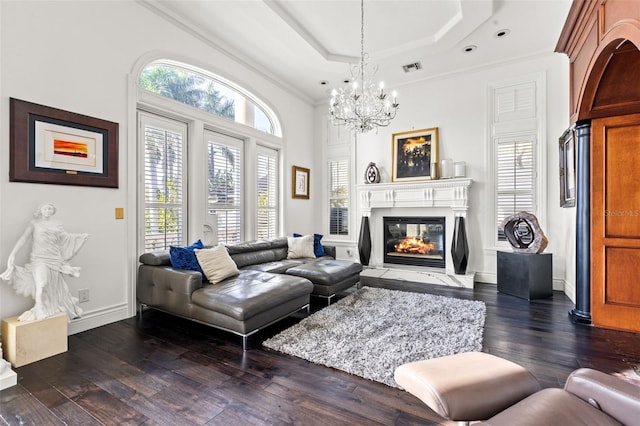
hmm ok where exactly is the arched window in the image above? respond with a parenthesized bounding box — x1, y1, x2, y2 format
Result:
(139, 61, 281, 136)
(137, 60, 282, 252)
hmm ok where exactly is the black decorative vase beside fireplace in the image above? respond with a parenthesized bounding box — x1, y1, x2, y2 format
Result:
(358, 216, 372, 266)
(383, 216, 446, 269)
(451, 216, 469, 274)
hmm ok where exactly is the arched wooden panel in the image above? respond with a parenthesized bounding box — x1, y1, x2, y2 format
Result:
(557, 0, 640, 123)
(582, 40, 640, 119)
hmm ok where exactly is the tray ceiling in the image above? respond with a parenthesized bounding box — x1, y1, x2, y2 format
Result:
(139, 0, 572, 103)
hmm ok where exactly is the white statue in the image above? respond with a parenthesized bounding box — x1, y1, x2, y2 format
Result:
(0, 203, 88, 321)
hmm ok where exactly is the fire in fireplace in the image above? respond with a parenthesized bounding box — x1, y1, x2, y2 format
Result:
(383, 216, 446, 269)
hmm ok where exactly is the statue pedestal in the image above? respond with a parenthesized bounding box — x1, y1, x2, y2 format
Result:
(497, 251, 553, 300)
(1, 313, 68, 367)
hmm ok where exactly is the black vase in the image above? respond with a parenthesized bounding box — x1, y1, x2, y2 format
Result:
(451, 216, 469, 274)
(358, 216, 372, 266)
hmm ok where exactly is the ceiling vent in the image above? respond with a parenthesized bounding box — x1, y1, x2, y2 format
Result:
(402, 62, 423, 73)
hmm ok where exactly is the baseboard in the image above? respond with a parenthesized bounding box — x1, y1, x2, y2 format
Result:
(68, 303, 130, 335)
(563, 279, 576, 304)
(474, 272, 497, 284)
(475, 272, 570, 296)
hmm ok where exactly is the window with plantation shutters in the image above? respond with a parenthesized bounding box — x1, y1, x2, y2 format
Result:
(488, 75, 546, 246)
(329, 159, 349, 235)
(206, 131, 243, 245)
(257, 146, 278, 240)
(496, 137, 535, 240)
(137, 60, 284, 253)
(140, 112, 187, 251)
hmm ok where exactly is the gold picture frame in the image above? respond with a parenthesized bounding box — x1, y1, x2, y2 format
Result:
(391, 127, 439, 182)
(292, 165, 310, 199)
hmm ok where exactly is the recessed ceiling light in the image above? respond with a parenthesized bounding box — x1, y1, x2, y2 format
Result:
(319, 80, 329, 86)
(462, 45, 477, 53)
(495, 29, 510, 38)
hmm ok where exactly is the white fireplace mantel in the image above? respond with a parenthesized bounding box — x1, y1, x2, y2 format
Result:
(356, 178, 474, 288)
(357, 178, 472, 216)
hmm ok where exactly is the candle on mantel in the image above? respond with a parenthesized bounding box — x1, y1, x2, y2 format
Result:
(440, 159, 453, 179)
(454, 161, 466, 178)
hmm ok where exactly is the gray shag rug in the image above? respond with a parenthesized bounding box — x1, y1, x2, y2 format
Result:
(263, 286, 486, 388)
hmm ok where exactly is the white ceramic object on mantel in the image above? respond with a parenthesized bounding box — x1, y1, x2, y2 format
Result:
(439, 158, 454, 179)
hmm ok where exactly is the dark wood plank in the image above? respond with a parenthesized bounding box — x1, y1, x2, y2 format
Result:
(2, 282, 640, 426)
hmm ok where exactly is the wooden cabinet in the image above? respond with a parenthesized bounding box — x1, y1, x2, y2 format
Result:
(557, 0, 640, 332)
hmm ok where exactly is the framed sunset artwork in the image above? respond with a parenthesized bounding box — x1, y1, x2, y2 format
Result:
(10, 98, 119, 188)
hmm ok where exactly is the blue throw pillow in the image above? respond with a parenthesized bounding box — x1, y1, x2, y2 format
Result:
(293, 233, 325, 257)
(169, 240, 205, 275)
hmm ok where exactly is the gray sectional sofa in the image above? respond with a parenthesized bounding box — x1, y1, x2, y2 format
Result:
(137, 237, 362, 349)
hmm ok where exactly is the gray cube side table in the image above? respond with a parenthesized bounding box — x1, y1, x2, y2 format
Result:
(497, 251, 553, 300)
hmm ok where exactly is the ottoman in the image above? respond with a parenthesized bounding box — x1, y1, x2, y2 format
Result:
(285, 258, 362, 304)
(394, 352, 541, 423)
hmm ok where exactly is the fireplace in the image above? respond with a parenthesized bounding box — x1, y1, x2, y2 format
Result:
(383, 216, 446, 269)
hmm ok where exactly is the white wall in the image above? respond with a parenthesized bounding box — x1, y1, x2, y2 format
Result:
(316, 53, 577, 299)
(0, 1, 315, 333)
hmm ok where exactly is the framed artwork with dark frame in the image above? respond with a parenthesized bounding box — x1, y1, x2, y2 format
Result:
(9, 98, 119, 188)
(292, 165, 310, 199)
(391, 127, 439, 182)
(559, 127, 576, 208)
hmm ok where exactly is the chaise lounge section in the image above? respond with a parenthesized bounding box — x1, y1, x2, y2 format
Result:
(137, 237, 362, 349)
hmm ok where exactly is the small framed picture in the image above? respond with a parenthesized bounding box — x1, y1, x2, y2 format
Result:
(559, 127, 576, 208)
(292, 165, 310, 199)
(392, 127, 439, 182)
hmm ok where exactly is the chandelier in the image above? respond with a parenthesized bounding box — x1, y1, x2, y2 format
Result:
(329, 0, 399, 133)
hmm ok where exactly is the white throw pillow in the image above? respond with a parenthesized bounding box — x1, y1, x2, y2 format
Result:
(194, 245, 239, 284)
(287, 234, 316, 259)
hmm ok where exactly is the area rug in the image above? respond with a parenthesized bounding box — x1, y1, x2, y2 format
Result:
(263, 286, 486, 388)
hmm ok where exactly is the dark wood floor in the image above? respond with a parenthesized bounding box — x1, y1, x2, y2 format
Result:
(2, 282, 640, 426)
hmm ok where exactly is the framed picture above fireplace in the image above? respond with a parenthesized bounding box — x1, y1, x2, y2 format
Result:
(391, 127, 439, 182)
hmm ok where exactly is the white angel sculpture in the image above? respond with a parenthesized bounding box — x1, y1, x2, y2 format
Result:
(0, 203, 88, 321)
